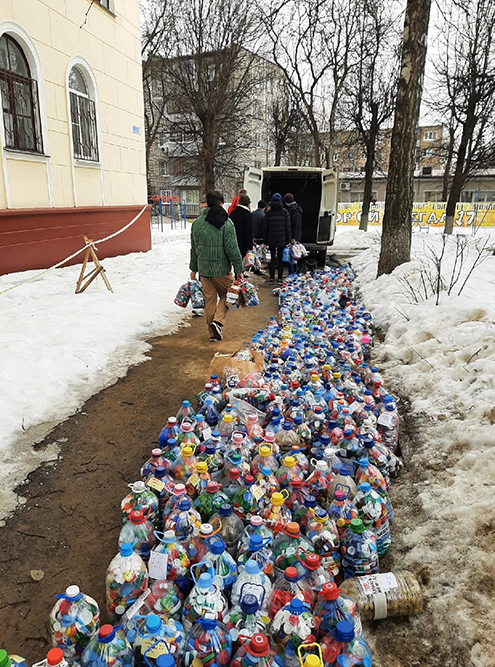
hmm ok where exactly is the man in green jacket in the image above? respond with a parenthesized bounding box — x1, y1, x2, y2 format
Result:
(190, 190, 244, 341)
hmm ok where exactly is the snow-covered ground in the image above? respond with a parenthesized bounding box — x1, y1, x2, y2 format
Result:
(0, 228, 192, 520)
(339, 226, 495, 666)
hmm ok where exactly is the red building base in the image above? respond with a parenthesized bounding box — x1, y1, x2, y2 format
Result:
(0, 205, 151, 276)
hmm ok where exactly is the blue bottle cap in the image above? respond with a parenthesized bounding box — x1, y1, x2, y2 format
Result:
(293, 415, 303, 425)
(156, 656, 175, 667)
(283, 421, 292, 431)
(357, 457, 369, 468)
(178, 498, 192, 511)
(305, 495, 317, 508)
(359, 482, 372, 494)
(208, 537, 226, 554)
(198, 572, 213, 589)
(333, 620, 355, 643)
(119, 543, 133, 557)
(146, 614, 162, 634)
(240, 593, 260, 615)
(211, 431, 221, 438)
(154, 466, 167, 478)
(386, 403, 395, 411)
(218, 503, 232, 517)
(287, 598, 304, 614)
(249, 534, 263, 551)
(182, 400, 190, 407)
(205, 397, 213, 405)
(245, 559, 260, 575)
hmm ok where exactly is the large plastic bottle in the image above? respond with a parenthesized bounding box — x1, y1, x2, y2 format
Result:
(176, 421, 201, 448)
(200, 396, 220, 428)
(182, 565, 227, 632)
(341, 519, 378, 579)
(127, 614, 185, 664)
(163, 497, 201, 544)
(271, 522, 314, 573)
(141, 449, 168, 482)
(176, 400, 195, 424)
(246, 411, 264, 443)
(377, 402, 399, 452)
(354, 457, 393, 522)
(153, 530, 190, 580)
(353, 482, 390, 558)
(313, 582, 362, 638)
(263, 491, 292, 535)
(121, 481, 160, 528)
(328, 465, 357, 502)
(320, 620, 372, 667)
(105, 543, 148, 620)
(158, 416, 181, 449)
(295, 549, 333, 592)
(33, 648, 69, 667)
(230, 633, 283, 667)
(250, 444, 279, 475)
(81, 625, 133, 667)
(271, 598, 315, 650)
(203, 535, 239, 591)
(255, 464, 280, 501)
(275, 456, 303, 489)
(182, 614, 232, 667)
(305, 460, 333, 506)
(222, 467, 245, 501)
(118, 508, 156, 562)
(186, 521, 220, 564)
(275, 422, 300, 453)
(199, 435, 224, 482)
(170, 446, 198, 482)
(270, 567, 315, 619)
(231, 555, 273, 615)
(194, 481, 230, 521)
(185, 461, 210, 498)
(49, 585, 100, 660)
(211, 504, 244, 555)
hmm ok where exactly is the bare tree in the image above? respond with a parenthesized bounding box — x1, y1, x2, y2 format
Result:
(341, 0, 400, 231)
(263, 0, 359, 168)
(428, 0, 495, 234)
(270, 93, 300, 166)
(377, 0, 432, 276)
(143, 0, 265, 194)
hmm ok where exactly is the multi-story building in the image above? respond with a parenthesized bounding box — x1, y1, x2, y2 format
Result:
(0, 0, 149, 275)
(146, 50, 286, 203)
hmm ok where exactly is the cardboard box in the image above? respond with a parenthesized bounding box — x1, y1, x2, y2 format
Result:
(208, 349, 264, 383)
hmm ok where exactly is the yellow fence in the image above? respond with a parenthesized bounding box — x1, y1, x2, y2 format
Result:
(337, 202, 495, 227)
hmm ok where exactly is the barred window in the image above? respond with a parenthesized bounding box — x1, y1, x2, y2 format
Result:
(0, 34, 43, 153)
(69, 66, 99, 161)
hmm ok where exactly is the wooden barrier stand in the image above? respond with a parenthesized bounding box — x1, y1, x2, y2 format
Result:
(75, 237, 113, 294)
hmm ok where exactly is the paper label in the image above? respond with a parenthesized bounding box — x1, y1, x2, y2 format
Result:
(348, 401, 361, 415)
(148, 551, 168, 580)
(143, 639, 173, 659)
(377, 412, 394, 427)
(187, 474, 200, 488)
(122, 588, 151, 623)
(359, 574, 388, 620)
(147, 477, 166, 493)
(202, 427, 212, 440)
(252, 484, 265, 501)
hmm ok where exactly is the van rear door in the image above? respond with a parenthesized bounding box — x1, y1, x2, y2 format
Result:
(318, 168, 338, 244)
(243, 167, 263, 207)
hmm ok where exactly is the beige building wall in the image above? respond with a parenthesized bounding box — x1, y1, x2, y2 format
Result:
(0, 0, 146, 210)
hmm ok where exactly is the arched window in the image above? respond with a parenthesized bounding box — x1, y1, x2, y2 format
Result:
(0, 33, 43, 153)
(68, 65, 99, 161)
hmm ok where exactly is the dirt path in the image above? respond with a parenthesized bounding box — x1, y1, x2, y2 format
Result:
(0, 276, 278, 661)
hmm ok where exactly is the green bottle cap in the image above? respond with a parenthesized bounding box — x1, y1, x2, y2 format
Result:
(0, 652, 12, 667)
(350, 518, 365, 533)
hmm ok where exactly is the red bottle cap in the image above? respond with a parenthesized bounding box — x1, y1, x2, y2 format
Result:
(229, 468, 240, 479)
(244, 475, 254, 484)
(286, 522, 300, 536)
(129, 509, 145, 524)
(285, 566, 298, 580)
(290, 477, 303, 489)
(47, 649, 64, 667)
(322, 582, 342, 600)
(303, 553, 321, 571)
(249, 633, 270, 656)
(99, 624, 114, 639)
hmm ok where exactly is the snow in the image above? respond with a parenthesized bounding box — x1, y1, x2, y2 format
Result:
(350, 227, 495, 665)
(0, 228, 192, 520)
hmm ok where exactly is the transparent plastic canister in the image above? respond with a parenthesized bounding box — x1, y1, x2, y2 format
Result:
(339, 571, 423, 620)
(49, 585, 100, 660)
(105, 543, 149, 620)
(81, 626, 133, 667)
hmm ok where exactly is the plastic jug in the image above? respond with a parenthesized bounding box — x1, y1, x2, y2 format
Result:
(194, 481, 231, 521)
(313, 583, 362, 638)
(320, 620, 372, 667)
(127, 614, 185, 664)
(182, 614, 232, 667)
(153, 529, 190, 580)
(270, 567, 315, 619)
(49, 585, 100, 660)
(81, 626, 133, 667)
(118, 508, 156, 562)
(121, 481, 160, 528)
(341, 519, 378, 579)
(203, 534, 239, 591)
(182, 564, 227, 632)
(353, 482, 390, 557)
(263, 491, 292, 535)
(105, 543, 148, 620)
(272, 522, 314, 573)
(231, 554, 273, 615)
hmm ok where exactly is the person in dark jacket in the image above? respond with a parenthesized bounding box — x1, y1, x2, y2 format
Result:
(284, 193, 303, 242)
(262, 193, 291, 283)
(229, 193, 253, 259)
(251, 200, 266, 244)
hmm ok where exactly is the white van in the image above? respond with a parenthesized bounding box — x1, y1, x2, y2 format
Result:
(243, 166, 338, 265)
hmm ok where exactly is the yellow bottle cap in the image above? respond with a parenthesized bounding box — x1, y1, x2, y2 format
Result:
(310, 374, 319, 382)
(182, 446, 193, 457)
(284, 456, 295, 468)
(196, 461, 208, 473)
(260, 445, 271, 457)
(305, 656, 321, 667)
(223, 414, 234, 423)
(333, 372, 341, 379)
(271, 492, 284, 506)
(323, 364, 331, 371)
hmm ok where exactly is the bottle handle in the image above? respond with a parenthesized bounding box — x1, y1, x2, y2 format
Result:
(281, 488, 290, 501)
(259, 442, 273, 456)
(295, 545, 310, 567)
(209, 516, 222, 536)
(297, 643, 323, 667)
(334, 483, 350, 499)
(239, 582, 265, 607)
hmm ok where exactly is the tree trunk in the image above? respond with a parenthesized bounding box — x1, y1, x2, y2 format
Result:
(274, 140, 282, 166)
(377, 0, 432, 276)
(442, 126, 455, 201)
(445, 171, 466, 234)
(360, 108, 378, 232)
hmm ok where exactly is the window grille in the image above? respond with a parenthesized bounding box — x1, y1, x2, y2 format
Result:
(69, 66, 99, 161)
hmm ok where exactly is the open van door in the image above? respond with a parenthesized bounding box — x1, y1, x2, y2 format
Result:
(317, 168, 338, 244)
(243, 167, 263, 208)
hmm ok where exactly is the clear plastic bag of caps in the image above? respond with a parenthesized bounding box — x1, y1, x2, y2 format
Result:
(121, 481, 160, 528)
(272, 522, 314, 574)
(164, 497, 202, 545)
(339, 571, 423, 621)
(0, 651, 28, 667)
(313, 582, 362, 639)
(119, 508, 156, 562)
(182, 563, 228, 632)
(182, 614, 232, 667)
(105, 543, 149, 620)
(174, 281, 191, 308)
(271, 598, 315, 650)
(153, 530, 191, 580)
(81, 625, 133, 667)
(320, 619, 372, 667)
(230, 633, 284, 667)
(50, 585, 100, 660)
(127, 614, 185, 665)
(270, 567, 315, 620)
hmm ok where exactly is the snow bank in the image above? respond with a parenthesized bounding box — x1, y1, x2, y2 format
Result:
(353, 230, 495, 665)
(0, 229, 192, 519)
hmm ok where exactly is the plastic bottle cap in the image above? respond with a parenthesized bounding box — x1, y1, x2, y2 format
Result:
(168, 416, 177, 424)
(152, 448, 162, 457)
(290, 477, 303, 489)
(282, 422, 292, 431)
(47, 649, 64, 667)
(259, 446, 271, 457)
(163, 529, 175, 542)
(334, 620, 355, 643)
(182, 446, 193, 457)
(359, 482, 372, 493)
(240, 593, 260, 615)
(286, 522, 300, 535)
(305, 495, 317, 508)
(223, 414, 234, 423)
(211, 430, 221, 438)
(0, 652, 11, 667)
(155, 466, 167, 478)
(304, 553, 321, 570)
(350, 518, 365, 533)
(99, 625, 115, 640)
(174, 483, 186, 495)
(218, 504, 233, 517)
(197, 462, 208, 473)
(288, 598, 303, 614)
(130, 509, 145, 524)
(146, 614, 162, 633)
(285, 566, 298, 580)
(198, 573, 213, 589)
(181, 422, 193, 433)
(156, 656, 176, 667)
(119, 543, 133, 557)
(209, 537, 225, 554)
(314, 507, 328, 521)
(65, 585, 80, 598)
(229, 468, 240, 479)
(131, 481, 146, 493)
(250, 515, 263, 526)
(245, 559, 260, 575)
(305, 655, 321, 667)
(284, 456, 296, 468)
(322, 582, 342, 600)
(248, 634, 270, 656)
(200, 523, 214, 535)
(182, 400, 190, 407)
(271, 492, 284, 506)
